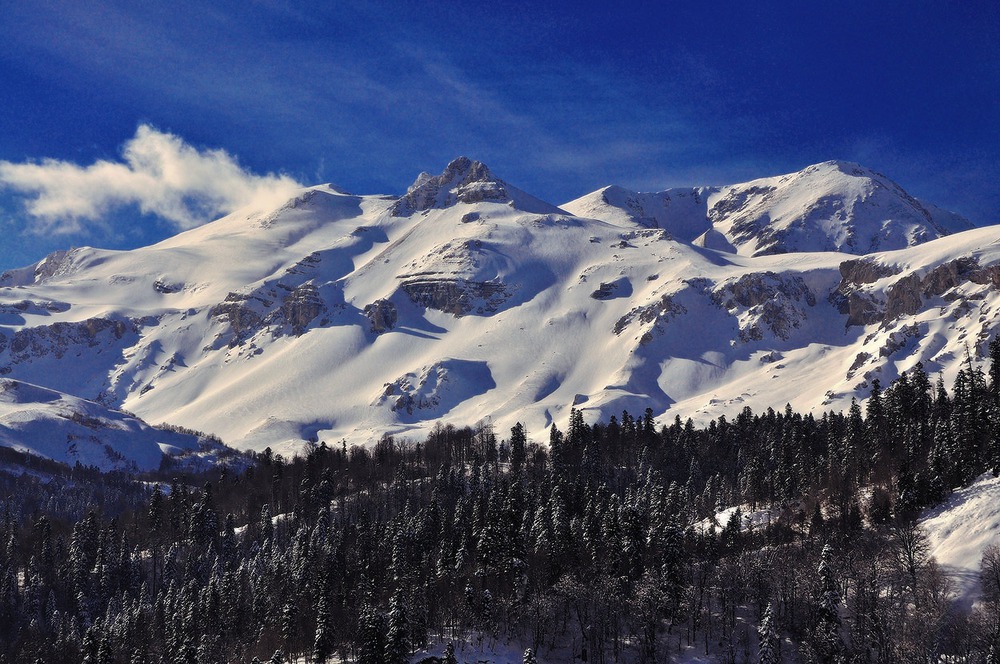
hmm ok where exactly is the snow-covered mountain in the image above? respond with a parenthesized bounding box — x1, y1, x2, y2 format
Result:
(563, 160, 973, 256)
(0, 157, 992, 458)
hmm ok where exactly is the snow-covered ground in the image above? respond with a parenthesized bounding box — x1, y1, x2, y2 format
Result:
(408, 637, 723, 664)
(922, 472, 1000, 609)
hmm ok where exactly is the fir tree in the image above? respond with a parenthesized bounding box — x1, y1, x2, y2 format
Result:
(757, 601, 778, 664)
(385, 588, 409, 664)
(813, 545, 842, 663)
(312, 592, 335, 663)
(357, 602, 386, 664)
(510, 423, 528, 475)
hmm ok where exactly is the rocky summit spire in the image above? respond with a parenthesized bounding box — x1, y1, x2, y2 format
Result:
(391, 156, 511, 216)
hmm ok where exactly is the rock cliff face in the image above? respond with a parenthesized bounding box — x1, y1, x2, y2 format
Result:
(281, 284, 325, 334)
(400, 279, 509, 316)
(3, 317, 134, 367)
(833, 259, 899, 326)
(209, 294, 266, 345)
(837, 258, 902, 287)
(209, 281, 331, 345)
(835, 256, 1000, 328)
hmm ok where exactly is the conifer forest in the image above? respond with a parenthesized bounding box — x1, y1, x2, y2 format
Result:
(6, 344, 1000, 663)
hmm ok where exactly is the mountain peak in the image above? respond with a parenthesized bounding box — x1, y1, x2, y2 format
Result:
(713, 160, 973, 255)
(393, 157, 563, 217)
(393, 157, 505, 216)
(564, 160, 972, 256)
(443, 155, 493, 182)
(801, 159, 875, 178)
(404, 157, 497, 193)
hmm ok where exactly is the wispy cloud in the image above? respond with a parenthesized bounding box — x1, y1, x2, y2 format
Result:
(0, 124, 302, 234)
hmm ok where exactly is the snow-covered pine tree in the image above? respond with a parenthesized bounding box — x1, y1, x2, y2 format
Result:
(813, 545, 843, 663)
(312, 592, 335, 663)
(385, 588, 409, 664)
(757, 601, 778, 664)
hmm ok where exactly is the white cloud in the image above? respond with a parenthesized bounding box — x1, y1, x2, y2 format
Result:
(0, 124, 303, 234)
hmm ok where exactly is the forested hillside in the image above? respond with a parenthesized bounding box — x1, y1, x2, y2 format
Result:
(4, 342, 1000, 662)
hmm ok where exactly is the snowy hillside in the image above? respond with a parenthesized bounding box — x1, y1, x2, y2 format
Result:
(0, 157, 994, 456)
(0, 378, 230, 471)
(922, 472, 1000, 609)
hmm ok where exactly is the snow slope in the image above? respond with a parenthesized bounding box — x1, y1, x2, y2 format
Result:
(0, 378, 229, 471)
(0, 157, 994, 457)
(922, 472, 1000, 609)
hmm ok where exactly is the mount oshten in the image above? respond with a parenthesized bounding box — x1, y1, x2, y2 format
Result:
(1, 157, 996, 469)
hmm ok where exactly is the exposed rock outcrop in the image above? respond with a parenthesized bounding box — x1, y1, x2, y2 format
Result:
(838, 258, 902, 288)
(210, 281, 330, 345)
(280, 284, 324, 334)
(401, 279, 509, 316)
(834, 259, 898, 326)
(884, 274, 922, 320)
(613, 293, 687, 339)
(364, 299, 398, 333)
(715, 272, 816, 309)
(0, 300, 70, 315)
(837, 257, 1000, 328)
(4, 318, 133, 365)
(209, 294, 267, 345)
(841, 292, 883, 327)
(153, 280, 183, 294)
(590, 278, 632, 300)
(922, 258, 1000, 296)
(0, 249, 80, 287)
(712, 272, 816, 342)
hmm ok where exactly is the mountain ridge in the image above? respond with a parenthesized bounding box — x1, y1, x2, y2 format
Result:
(562, 159, 973, 256)
(0, 157, 993, 462)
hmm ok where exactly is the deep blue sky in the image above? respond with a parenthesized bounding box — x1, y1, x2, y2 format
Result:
(0, 0, 997, 270)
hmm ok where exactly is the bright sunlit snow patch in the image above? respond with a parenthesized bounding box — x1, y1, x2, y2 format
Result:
(922, 472, 1000, 608)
